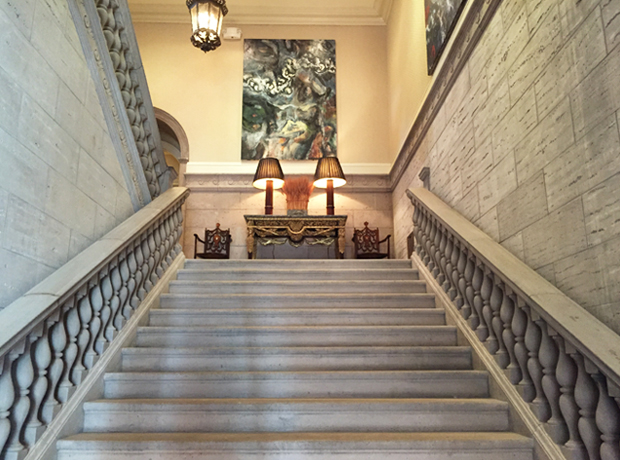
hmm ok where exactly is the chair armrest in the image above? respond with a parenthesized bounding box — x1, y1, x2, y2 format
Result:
(194, 233, 206, 244)
(378, 235, 392, 244)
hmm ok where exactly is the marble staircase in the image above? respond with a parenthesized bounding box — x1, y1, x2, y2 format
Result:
(57, 259, 534, 460)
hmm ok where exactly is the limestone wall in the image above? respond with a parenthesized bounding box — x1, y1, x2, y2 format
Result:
(0, 0, 135, 310)
(392, 0, 620, 333)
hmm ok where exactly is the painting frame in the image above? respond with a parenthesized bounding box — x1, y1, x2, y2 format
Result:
(241, 39, 337, 161)
(425, 0, 467, 75)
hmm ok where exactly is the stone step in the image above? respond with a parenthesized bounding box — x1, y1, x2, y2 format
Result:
(121, 346, 473, 372)
(57, 432, 534, 460)
(103, 370, 489, 399)
(82, 398, 510, 433)
(168, 280, 428, 295)
(177, 268, 419, 282)
(159, 293, 436, 310)
(148, 308, 447, 327)
(134, 325, 458, 348)
(184, 259, 414, 270)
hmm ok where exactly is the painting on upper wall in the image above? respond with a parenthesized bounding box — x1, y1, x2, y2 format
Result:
(425, 0, 467, 75)
(242, 39, 337, 161)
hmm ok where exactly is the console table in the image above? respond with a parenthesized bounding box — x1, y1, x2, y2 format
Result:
(244, 215, 348, 259)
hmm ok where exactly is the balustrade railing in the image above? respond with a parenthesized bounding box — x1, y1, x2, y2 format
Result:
(0, 187, 189, 460)
(408, 188, 620, 460)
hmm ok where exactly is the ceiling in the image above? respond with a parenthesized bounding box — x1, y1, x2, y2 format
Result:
(127, 0, 394, 26)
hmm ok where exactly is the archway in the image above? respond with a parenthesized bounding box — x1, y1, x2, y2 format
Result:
(154, 107, 190, 186)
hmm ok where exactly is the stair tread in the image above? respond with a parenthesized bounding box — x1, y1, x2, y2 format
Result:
(122, 345, 471, 354)
(150, 308, 444, 314)
(105, 370, 487, 378)
(138, 325, 455, 331)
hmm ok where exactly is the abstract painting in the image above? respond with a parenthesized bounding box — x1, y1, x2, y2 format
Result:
(242, 39, 337, 161)
(425, 0, 467, 75)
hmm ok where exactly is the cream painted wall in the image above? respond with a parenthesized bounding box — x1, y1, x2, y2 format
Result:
(134, 22, 390, 167)
(386, 0, 432, 162)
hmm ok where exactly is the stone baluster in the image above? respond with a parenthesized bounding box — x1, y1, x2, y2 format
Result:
(454, 242, 467, 310)
(42, 309, 67, 422)
(24, 321, 54, 445)
(143, 231, 156, 292)
(159, 222, 170, 272)
(468, 259, 483, 331)
(109, 261, 125, 333)
(573, 353, 602, 460)
(426, 217, 437, 274)
(417, 210, 429, 262)
(501, 290, 521, 382)
(555, 337, 588, 460)
(437, 228, 447, 286)
(413, 206, 422, 255)
(593, 376, 620, 460)
(443, 236, 455, 295)
(512, 300, 534, 401)
(538, 324, 568, 444)
(74, 288, 93, 382)
(475, 266, 491, 342)
(0, 351, 19, 456)
(524, 307, 550, 421)
(148, 229, 161, 286)
(99, 268, 115, 345)
(138, 238, 150, 299)
(485, 274, 502, 355)
(153, 223, 165, 279)
(135, 240, 148, 301)
(462, 251, 475, 320)
(128, 245, 141, 310)
(5, 337, 35, 460)
(87, 280, 105, 362)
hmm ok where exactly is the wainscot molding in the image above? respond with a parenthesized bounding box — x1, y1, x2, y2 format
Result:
(185, 173, 391, 193)
(186, 161, 393, 176)
(388, 0, 502, 191)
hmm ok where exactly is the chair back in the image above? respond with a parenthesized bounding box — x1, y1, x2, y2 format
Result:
(353, 222, 382, 255)
(194, 223, 232, 259)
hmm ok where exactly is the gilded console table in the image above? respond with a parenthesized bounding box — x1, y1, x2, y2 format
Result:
(244, 215, 348, 259)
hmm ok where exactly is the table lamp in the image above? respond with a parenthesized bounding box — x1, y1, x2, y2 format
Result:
(313, 156, 346, 215)
(253, 158, 285, 215)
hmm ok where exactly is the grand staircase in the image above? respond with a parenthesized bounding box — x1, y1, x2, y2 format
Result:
(57, 259, 534, 459)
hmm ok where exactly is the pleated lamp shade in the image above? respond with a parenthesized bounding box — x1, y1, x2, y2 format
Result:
(313, 156, 346, 188)
(252, 158, 285, 190)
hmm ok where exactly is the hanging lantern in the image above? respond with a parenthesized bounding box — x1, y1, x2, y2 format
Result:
(187, 0, 228, 53)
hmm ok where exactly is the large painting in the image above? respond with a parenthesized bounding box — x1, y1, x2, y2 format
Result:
(242, 39, 337, 161)
(425, 0, 467, 75)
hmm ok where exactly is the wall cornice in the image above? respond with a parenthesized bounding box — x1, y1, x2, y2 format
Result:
(186, 161, 392, 176)
(186, 173, 391, 193)
(388, 0, 502, 191)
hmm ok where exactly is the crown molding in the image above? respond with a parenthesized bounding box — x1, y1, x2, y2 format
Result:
(186, 161, 392, 176)
(127, 0, 391, 25)
(185, 172, 390, 193)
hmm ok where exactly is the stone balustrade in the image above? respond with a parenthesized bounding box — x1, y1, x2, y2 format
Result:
(408, 188, 620, 460)
(0, 187, 189, 460)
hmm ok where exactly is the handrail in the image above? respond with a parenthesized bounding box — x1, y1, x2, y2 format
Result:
(0, 187, 189, 459)
(408, 187, 620, 460)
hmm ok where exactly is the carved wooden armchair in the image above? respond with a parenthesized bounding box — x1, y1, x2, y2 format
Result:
(193, 223, 232, 259)
(352, 222, 391, 259)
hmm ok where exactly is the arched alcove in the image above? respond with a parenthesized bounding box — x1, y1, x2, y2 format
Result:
(154, 107, 190, 186)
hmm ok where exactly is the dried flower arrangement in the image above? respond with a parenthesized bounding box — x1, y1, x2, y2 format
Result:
(281, 176, 314, 211)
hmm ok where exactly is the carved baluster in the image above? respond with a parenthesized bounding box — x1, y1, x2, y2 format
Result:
(153, 223, 165, 278)
(412, 206, 422, 255)
(455, 242, 467, 310)
(539, 324, 568, 444)
(5, 337, 35, 459)
(87, 279, 105, 361)
(99, 267, 115, 346)
(437, 228, 447, 285)
(573, 353, 602, 460)
(75, 288, 94, 379)
(524, 307, 550, 421)
(431, 223, 442, 279)
(128, 244, 142, 310)
(135, 240, 147, 301)
(139, 237, 151, 297)
(25, 321, 54, 445)
(164, 215, 174, 267)
(110, 259, 126, 331)
(500, 289, 520, 380)
(0, 352, 18, 455)
(512, 300, 534, 401)
(594, 376, 620, 460)
(462, 252, 475, 320)
(426, 217, 437, 273)
(149, 228, 161, 285)
(468, 259, 483, 331)
(485, 274, 501, 355)
(419, 210, 430, 263)
(443, 236, 454, 295)
(176, 204, 185, 254)
(159, 222, 170, 271)
(59, 300, 80, 401)
(555, 337, 588, 460)
(475, 266, 491, 341)
(42, 310, 67, 422)
(143, 232, 156, 292)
